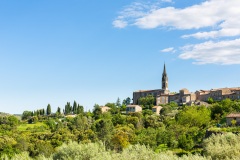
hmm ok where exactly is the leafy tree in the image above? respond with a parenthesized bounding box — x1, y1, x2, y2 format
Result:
(160, 106, 172, 116)
(135, 127, 158, 148)
(22, 111, 32, 120)
(93, 119, 114, 148)
(138, 95, 155, 110)
(92, 104, 102, 120)
(207, 97, 214, 104)
(105, 103, 119, 114)
(176, 106, 211, 128)
(112, 114, 126, 126)
(7, 116, 19, 127)
(64, 102, 72, 115)
(76, 104, 84, 114)
(144, 115, 163, 128)
(142, 109, 153, 116)
(111, 125, 135, 151)
(178, 134, 194, 150)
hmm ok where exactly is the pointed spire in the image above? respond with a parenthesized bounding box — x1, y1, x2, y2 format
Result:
(163, 62, 167, 76)
(162, 62, 168, 91)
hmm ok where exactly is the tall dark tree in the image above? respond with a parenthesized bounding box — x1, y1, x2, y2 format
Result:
(77, 104, 84, 114)
(47, 104, 52, 115)
(56, 107, 61, 114)
(40, 109, 43, 115)
(125, 97, 131, 105)
(73, 101, 77, 114)
(93, 104, 102, 120)
(116, 97, 121, 108)
(65, 102, 72, 115)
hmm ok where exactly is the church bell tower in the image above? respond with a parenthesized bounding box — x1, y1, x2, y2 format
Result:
(162, 63, 168, 91)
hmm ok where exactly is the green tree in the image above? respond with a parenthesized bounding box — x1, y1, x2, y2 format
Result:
(73, 101, 77, 114)
(178, 134, 194, 150)
(105, 103, 119, 114)
(47, 104, 51, 115)
(138, 95, 155, 110)
(116, 97, 121, 108)
(111, 125, 135, 151)
(93, 104, 102, 120)
(64, 102, 72, 115)
(176, 106, 211, 128)
(76, 104, 84, 114)
(56, 107, 61, 115)
(21, 111, 32, 120)
(93, 119, 114, 148)
(207, 97, 214, 104)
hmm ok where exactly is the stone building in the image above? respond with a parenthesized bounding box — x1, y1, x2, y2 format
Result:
(132, 64, 240, 106)
(100, 106, 111, 113)
(126, 105, 142, 114)
(133, 64, 196, 105)
(133, 64, 170, 105)
(226, 113, 240, 126)
(196, 88, 240, 102)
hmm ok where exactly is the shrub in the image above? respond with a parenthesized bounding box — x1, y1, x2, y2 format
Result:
(203, 133, 240, 159)
(53, 141, 107, 160)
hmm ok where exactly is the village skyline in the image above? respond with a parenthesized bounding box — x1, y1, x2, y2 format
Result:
(0, 0, 240, 114)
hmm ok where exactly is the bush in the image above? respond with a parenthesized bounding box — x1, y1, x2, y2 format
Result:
(203, 133, 240, 159)
(53, 141, 107, 160)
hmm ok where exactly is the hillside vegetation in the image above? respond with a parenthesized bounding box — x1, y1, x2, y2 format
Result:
(0, 98, 240, 159)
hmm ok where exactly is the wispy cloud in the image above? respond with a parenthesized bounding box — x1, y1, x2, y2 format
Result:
(179, 39, 240, 65)
(113, 0, 172, 29)
(118, 0, 240, 38)
(112, 20, 128, 28)
(160, 47, 175, 53)
(113, 0, 240, 65)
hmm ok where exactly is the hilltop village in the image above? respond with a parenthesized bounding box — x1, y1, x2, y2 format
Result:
(132, 64, 240, 106)
(1, 64, 240, 159)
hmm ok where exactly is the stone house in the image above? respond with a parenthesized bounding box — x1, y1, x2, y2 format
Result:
(226, 113, 240, 126)
(126, 105, 142, 114)
(100, 106, 111, 113)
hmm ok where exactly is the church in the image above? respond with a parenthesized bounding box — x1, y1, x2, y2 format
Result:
(132, 64, 196, 105)
(133, 64, 240, 106)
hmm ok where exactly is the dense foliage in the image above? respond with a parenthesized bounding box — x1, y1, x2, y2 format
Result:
(0, 98, 240, 159)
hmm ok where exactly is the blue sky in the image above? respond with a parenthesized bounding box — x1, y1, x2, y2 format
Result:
(0, 0, 239, 114)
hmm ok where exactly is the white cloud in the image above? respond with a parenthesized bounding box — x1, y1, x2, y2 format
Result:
(112, 20, 128, 28)
(114, 0, 240, 65)
(162, 0, 172, 2)
(115, 0, 240, 39)
(161, 47, 175, 53)
(179, 39, 240, 65)
(112, 0, 172, 28)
